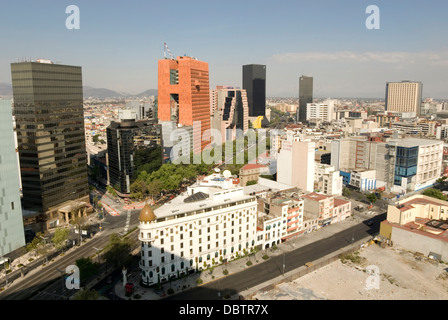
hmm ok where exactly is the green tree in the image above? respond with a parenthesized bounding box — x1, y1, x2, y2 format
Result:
(436, 176, 447, 184)
(26, 232, 44, 255)
(76, 257, 100, 283)
(366, 193, 377, 203)
(51, 227, 70, 252)
(73, 289, 99, 300)
(147, 180, 163, 199)
(422, 188, 447, 201)
(103, 234, 133, 268)
(246, 180, 257, 186)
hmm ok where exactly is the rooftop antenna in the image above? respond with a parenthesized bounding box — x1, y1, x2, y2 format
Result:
(164, 42, 174, 60)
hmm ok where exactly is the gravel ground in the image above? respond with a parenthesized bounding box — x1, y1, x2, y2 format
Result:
(254, 243, 448, 300)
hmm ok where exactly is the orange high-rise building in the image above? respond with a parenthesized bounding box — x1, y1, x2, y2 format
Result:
(158, 56, 211, 154)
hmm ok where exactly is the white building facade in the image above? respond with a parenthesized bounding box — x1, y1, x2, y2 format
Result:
(138, 183, 258, 286)
(314, 163, 343, 196)
(277, 134, 315, 192)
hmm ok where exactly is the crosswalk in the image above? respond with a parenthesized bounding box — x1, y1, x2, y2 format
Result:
(99, 201, 119, 216)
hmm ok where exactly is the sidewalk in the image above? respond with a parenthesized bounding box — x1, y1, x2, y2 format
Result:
(113, 217, 376, 300)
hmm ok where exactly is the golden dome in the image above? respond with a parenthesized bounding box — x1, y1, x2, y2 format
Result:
(138, 202, 156, 222)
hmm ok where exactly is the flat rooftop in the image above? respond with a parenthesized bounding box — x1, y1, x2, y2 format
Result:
(154, 186, 254, 220)
(388, 138, 442, 148)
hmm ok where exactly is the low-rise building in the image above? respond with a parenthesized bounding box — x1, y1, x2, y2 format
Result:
(349, 169, 377, 192)
(380, 194, 448, 261)
(315, 163, 343, 196)
(332, 198, 352, 222)
(302, 192, 335, 227)
(239, 163, 269, 186)
(302, 192, 351, 226)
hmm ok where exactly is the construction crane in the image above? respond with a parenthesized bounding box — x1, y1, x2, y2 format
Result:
(164, 42, 175, 60)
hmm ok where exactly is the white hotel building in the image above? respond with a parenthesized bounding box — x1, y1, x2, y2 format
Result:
(138, 175, 259, 286)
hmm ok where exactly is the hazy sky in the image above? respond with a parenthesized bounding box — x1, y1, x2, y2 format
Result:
(1, 0, 448, 98)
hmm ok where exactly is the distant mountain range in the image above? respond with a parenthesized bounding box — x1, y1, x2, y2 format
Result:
(0, 83, 157, 99)
(83, 86, 158, 99)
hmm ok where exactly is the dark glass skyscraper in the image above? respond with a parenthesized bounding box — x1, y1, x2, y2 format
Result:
(107, 118, 161, 195)
(298, 75, 313, 123)
(242, 64, 266, 117)
(11, 61, 89, 220)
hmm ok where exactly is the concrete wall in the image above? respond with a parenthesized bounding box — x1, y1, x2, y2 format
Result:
(391, 226, 448, 262)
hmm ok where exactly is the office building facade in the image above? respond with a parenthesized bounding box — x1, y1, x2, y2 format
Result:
(158, 56, 211, 154)
(297, 76, 313, 123)
(210, 86, 249, 143)
(11, 60, 89, 229)
(385, 81, 423, 115)
(0, 100, 26, 257)
(242, 64, 266, 117)
(277, 135, 315, 192)
(107, 118, 161, 195)
(331, 136, 443, 193)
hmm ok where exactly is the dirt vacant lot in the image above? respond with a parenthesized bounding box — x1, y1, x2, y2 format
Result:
(254, 243, 448, 300)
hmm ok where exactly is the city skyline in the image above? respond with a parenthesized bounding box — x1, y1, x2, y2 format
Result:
(1, 1, 448, 99)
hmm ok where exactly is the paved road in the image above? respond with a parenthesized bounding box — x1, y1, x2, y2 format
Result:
(164, 214, 385, 300)
(0, 205, 141, 300)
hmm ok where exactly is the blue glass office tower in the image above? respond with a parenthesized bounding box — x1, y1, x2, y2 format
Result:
(0, 100, 25, 258)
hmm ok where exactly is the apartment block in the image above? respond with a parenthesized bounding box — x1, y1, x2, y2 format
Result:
(314, 163, 343, 196)
(385, 81, 423, 116)
(277, 135, 315, 192)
